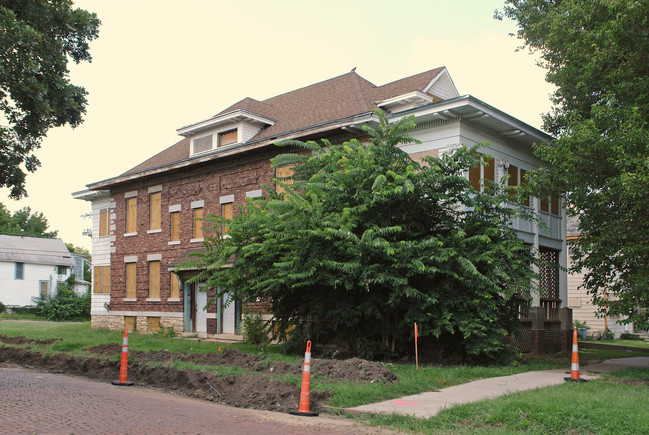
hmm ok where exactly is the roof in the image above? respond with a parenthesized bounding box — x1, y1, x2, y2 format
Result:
(0, 235, 75, 267)
(116, 68, 444, 178)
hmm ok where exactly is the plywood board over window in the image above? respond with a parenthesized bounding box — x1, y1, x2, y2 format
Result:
(93, 266, 110, 294)
(99, 208, 109, 237)
(276, 165, 295, 195)
(222, 202, 233, 234)
(170, 211, 180, 241)
(148, 317, 161, 333)
(149, 261, 160, 299)
(218, 129, 238, 147)
(193, 207, 203, 239)
(149, 192, 161, 230)
(170, 272, 180, 299)
(126, 263, 136, 298)
(126, 197, 137, 233)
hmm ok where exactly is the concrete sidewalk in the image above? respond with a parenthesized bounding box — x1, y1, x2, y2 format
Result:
(346, 356, 649, 419)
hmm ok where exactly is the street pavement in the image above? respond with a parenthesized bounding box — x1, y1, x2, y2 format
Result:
(346, 356, 649, 418)
(0, 366, 389, 435)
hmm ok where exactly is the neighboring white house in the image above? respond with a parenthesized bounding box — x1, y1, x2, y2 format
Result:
(0, 234, 77, 307)
(566, 216, 634, 338)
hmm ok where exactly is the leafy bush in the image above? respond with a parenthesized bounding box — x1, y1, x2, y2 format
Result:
(620, 333, 643, 341)
(601, 328, 615, 340)
(153, 326, 176, 338)
(36, 280, 90, 321)
(243, 313, 267, 345)
(574, 320, 590, 330)
(0, 301, 5, 313)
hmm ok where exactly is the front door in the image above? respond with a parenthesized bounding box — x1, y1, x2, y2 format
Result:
(195, 283, 207, 334)
(218, 292, 241, 334)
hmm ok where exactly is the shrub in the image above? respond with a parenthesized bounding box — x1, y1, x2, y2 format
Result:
(35, 281, 90, 321)
(243, 313, 267, 345)
(0, 301, 5, 313)
(620, 333, 643, 341)
(601, 328, 615, 340)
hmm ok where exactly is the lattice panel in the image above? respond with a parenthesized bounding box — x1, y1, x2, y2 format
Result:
(510, 325, 533, 353)
(544, 322, 563, 353)
(539, 247, 559, 299)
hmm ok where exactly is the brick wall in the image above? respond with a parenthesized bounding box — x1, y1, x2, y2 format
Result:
(108, 151, 279, 315)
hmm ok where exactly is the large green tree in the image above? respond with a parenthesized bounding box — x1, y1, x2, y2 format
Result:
(189, 112, 536, 362)
(0, 0, 100, 198)
(0, 202, 57, 237)
(502, 1, 649, 329)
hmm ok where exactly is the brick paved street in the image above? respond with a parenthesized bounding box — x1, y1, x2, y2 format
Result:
(0, 367, 387, 434)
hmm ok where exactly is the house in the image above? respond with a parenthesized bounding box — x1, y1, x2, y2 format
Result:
(0, 234, 77, 308)
(566, 216, 635, 338)
(73, 67, 570, 352)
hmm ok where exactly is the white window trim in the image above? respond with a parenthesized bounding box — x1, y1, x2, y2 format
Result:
(168, 241, 181, 246)
(146, 298, 161, 302)
(169, 204, 181, 213)
(147, 254, 162, 262)
(191, 200, 204, 209)
(124, 232, 137, 237)
(148, 185, 162, 194)
(246, 190, 262, 198)
(124, 256, 138, 263)
(190, 238, 204, 243)
(123, 298, 137, 302)
(125, 190, 138, 199)
(167, 298, 181, 302)
(220, 194, 234, 204)
(147, 229, 162, 234)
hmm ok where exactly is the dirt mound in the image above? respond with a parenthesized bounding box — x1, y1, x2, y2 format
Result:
(0, 334, 61, 346)
(88, 343, 122, 355)
(257, 358, 398, 384)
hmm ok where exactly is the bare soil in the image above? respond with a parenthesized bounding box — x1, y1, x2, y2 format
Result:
(0, 336, 397, 413)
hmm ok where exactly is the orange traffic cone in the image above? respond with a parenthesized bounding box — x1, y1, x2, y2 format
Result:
(112, 328, 135, 386)
(564, 326, 587, 382)
(289, 341, 318, 416)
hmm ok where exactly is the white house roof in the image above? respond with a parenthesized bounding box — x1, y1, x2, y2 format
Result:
(0, 235, 75, 267)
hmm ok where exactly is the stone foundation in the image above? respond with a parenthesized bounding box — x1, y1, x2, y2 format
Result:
(91, 314, 184, 334)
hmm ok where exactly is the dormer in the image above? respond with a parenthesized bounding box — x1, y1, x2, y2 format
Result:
(177, 109, 275, 156)
(377, 67, 459, 114)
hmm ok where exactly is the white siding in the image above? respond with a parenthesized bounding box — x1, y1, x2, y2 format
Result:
(241, 122, 262, 143)
(567, 255, 632, 337)
(0, 261, 70, 306)
(90, 196, 113, 315)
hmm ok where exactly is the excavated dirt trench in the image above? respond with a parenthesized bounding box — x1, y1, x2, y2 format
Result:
(0, 336, 398, 412)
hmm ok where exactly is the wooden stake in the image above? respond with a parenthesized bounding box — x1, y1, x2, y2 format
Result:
(415, 324, 419, 370)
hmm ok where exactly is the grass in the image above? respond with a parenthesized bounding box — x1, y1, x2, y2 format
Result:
(3, 318, 648, 434)
(598, 339, 649, 349)
(359, 379, 649, 434)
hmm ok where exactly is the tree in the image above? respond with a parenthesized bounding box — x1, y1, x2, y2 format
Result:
(188, 111, 537, 362)
(0, 202, 57, 237)
(66, 242, 91, 282)
(0, 0, 100, 198)
(502, 1, 649, 329)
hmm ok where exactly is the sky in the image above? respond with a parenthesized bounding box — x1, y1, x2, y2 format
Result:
(2, 0, 555, 251)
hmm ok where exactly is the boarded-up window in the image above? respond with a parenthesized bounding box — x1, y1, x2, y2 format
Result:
(218, 129, 238, 147)
(39, 281, 48, 299)
(170, 211, 180, 241)
(193, 207, 203, 239)
(124, 316, 136, 333)
(149, 192, 161, 230)
(126, 197, 137, 233)
(126, 262, 136, 298)
(550, 193, 559, 215)
(148, 317, 161, 333)
(170, 272, 180, 299)
(468, 156, 493, 191)
(149, 261, 160, 299)
(193, 135, 212, 154)
(99, 208, 109, 237)
(93, 266, 110, 294)
(276, 165, 295, 195)
(222, 202, 233, 234)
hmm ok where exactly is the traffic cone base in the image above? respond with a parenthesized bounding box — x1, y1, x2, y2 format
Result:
(289, 340, 318, 417)
(111, 380, 135, 386)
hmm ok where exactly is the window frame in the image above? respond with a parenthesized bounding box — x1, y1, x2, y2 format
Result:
(149, 191, 161, 231)
(148, 260, 161, 300)
(125, 196, 137, 235)
(125, 262, 137, 299)
(99, 208, 109, 237)
(15, 262, 24, 280)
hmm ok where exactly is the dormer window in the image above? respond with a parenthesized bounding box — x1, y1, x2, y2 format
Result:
(193, 134, 213, 154)
(218, 129, 238, 147)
